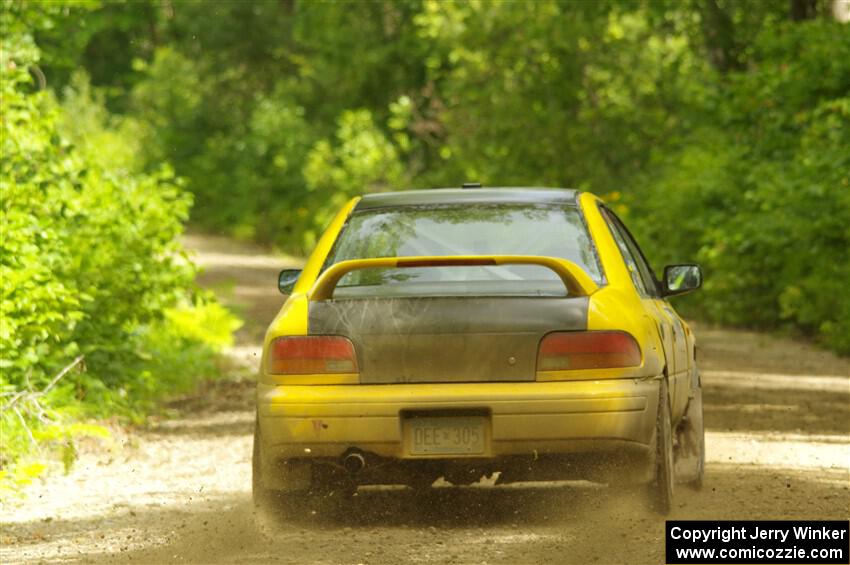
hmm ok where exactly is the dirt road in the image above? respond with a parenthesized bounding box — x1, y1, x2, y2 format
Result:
(2, 235, 848, 564)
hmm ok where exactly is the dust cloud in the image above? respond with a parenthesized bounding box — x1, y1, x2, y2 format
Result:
(2, 236, 847, 564)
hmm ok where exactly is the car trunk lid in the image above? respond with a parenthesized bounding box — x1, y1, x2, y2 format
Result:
(308, 296, 588, 383)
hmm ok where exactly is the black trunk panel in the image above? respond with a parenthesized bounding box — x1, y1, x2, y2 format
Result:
(308, 297, 588, 383)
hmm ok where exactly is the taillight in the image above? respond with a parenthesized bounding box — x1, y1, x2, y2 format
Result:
(537, 331, 641, 371)
(267, 336, 359, 374)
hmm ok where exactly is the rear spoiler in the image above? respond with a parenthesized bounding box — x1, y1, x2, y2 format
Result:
(308, 255, 599, 301)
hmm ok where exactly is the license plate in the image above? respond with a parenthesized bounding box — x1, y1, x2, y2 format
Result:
(407, 416, 486, 455)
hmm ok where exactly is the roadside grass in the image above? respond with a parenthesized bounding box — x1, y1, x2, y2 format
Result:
(0, 301, 242, 499)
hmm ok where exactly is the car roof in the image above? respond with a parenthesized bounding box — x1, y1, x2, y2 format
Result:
(355, 187, 580, 210)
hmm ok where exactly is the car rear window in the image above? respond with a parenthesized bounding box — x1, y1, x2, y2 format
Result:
(326, 204, 603, 298)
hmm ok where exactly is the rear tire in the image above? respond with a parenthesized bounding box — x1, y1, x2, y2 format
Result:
(675, 383, 705, 490)
(252, 422, 285, 532)
(649, 379, 675, 514)
(253, 424, 355, 528)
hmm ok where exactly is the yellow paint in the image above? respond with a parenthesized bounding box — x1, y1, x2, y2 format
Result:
(536, 365, 650, 381)
(575, 192, 667, 379)
(259, 373, 359, 386)
(257, 379, 659, 460)
(293, 196, 361, 295)
(258, 380, 652, 411)
(261, 197, 359, 382)
(308, 254, 599, 301)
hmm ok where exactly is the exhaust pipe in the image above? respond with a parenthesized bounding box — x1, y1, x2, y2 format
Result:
(343, 452, 366, 474)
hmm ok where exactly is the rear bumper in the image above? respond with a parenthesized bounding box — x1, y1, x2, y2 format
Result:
(257, 378, 660, 464)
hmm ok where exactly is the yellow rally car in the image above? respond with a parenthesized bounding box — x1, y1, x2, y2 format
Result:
(254, 187, 704, 515)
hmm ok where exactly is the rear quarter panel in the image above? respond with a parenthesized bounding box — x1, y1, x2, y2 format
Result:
(579, 193, 670, 391)
(262, 197, 360, 369)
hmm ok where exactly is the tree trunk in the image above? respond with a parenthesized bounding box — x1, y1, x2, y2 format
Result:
(699, 0, 744, 73)
(790, 0, 819, 20)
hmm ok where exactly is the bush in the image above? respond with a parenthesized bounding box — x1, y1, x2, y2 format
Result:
(627, 21, 850, 354)
(0, 8, 240, 489)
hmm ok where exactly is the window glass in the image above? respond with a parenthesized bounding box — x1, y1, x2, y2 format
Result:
(601, 208, 653, 296)
(327, 204, 603, 297)
(608, 211, 659, 296)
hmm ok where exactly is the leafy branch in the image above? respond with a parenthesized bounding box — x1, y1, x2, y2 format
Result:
(2, 355, 85, 414)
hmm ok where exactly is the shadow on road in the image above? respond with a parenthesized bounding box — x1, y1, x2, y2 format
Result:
(705, 381, 849, 435)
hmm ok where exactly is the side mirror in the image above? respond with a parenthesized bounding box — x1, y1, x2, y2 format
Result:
(663, 264, 702, 297)
(278, 268, 302, 295)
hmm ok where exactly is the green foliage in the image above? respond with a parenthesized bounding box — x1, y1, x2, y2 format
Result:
(59, 72, 145, 172)
(164, 301, 242, 352)
(303, 110, 405, 249)
(1, 49, 193, 389)
(0, 462, 47, 498)
(627, 20, 850, 353)
(3, 0, 847, 419)
(1, 3, 240, 486)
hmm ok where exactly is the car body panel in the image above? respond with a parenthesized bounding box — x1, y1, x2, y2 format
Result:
(262, 196, 361, 347)
(309, 295, 588, 384)
(580, 192, 695, 420)
(308, 254, 599, 300)
(256, 378, 660, 490)
(353, 187, 579, 210)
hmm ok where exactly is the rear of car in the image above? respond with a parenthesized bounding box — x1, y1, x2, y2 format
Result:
(254, 188, 693, 514)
